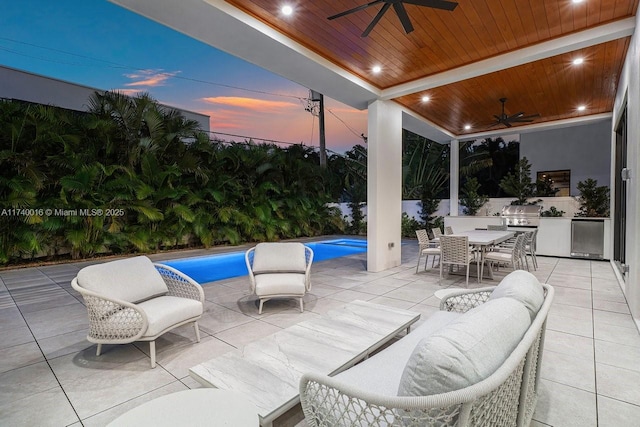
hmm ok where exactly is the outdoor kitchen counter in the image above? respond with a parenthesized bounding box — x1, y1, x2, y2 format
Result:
(444, 216, 611, 259)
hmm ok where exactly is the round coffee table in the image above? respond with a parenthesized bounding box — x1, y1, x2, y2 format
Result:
(107, 389, 259, 426)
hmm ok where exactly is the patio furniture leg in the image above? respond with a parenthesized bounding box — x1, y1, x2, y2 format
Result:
(96, 343, 102, 356)
(465, 264, 470, 287)
(150, 341, 156, 368)
(259, 299, 265, 315)
(299, 298, 304, 313)
(416, 252, 422, 273)
(194, 321, 201, 343)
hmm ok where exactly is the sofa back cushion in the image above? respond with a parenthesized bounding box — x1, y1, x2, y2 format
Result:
(489, 270, 544, 320)
(398, 297, 530, 397)
(77, 256, 168, 303)
(251, 242, 307, 274)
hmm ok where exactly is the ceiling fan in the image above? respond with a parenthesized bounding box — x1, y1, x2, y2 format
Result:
(327, 0, 458, 38)
(490, 98, 540, 128)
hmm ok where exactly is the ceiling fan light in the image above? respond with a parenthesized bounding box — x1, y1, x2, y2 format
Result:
(372, 65, 382, 74)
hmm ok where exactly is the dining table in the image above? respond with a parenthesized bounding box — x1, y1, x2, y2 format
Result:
(446, 229, 515, 283)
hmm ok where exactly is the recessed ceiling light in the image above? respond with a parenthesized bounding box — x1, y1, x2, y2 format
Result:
(464, 124, 471, 130)
(573, 57, 584, 65)
(572, 0, 584, 3)
(577, 105, 586, 111)
(421, 96, 430, 102)
(281, 5, 293, 15)
(372, 65, 382, 74)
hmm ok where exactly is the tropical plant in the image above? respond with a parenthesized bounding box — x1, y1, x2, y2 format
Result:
(575, 179, 610, 217)
(541, 206, 565, 217)
(459, 177, 489, 215)
(463, 137, 519, 197)
(499, 157, 537, 205)
(401, 213, 421, 238)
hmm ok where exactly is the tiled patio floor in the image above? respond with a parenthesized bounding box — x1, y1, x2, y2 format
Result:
(1, 241, 639, 426)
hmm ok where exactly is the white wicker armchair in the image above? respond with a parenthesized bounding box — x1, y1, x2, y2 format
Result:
(245, 242, 314, 314)
(300, 283, 554, 427)
(71, 256, 204, 368)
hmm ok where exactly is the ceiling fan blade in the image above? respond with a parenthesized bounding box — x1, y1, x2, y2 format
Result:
(362, 3, 391, 37)
(511, 119, 536, 123)
(511, 114, 540, 122)
(328, 0, 383, 20)
(403, 0, 458, 11)
(393, 2, 414, 34)
(507, 112, 525, 120)
(493, 115, 502, 121)
(504, 121, 513, 128)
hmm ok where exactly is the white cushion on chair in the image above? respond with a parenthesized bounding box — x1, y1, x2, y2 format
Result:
(77, 256, 168, 304)
(397, 298, 530, 396)
(138, 296, 203, 338)
(252, 243, 307, 273)
(254, 273, 306, 296)
(489, 270, 544, 320)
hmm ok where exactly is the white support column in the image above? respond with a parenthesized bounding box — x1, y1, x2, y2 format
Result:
(450, 139, 460, 216)
(367, 100, 403, 272)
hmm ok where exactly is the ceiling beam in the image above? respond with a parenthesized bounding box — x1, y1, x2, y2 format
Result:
(458, 113, 613, 141)
(381, 18, 636, 100)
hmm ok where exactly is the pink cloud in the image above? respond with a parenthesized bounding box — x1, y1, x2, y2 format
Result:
(124, 69, 179, 87)
(201, 96, 298, 111)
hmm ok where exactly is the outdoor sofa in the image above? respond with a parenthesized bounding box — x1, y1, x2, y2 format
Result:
(300, 270, 554, 426)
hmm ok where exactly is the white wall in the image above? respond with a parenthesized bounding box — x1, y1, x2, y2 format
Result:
(334, 197, 581, 222)
(612, 11, 640, 325)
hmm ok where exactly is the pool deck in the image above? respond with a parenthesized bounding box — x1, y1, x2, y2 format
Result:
(1, 237, 639, 426)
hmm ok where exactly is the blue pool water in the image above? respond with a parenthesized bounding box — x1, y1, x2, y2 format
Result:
(163, 238, 367, 284)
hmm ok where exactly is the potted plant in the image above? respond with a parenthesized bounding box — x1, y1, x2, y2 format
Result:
(575, 178, 610, 217)
(459, 177, 489, 215)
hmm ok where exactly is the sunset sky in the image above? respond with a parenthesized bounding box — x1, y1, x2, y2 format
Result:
(1, 0, 368, 153)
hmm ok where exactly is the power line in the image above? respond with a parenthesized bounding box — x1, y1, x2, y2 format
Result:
(0, 37, 304, 100)
(325, 107, 364, 140)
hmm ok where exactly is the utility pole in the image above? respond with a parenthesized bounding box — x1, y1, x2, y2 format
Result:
(310, 90, 327, 168)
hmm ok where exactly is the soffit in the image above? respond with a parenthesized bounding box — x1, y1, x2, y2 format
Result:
(225, 0, 637, 135)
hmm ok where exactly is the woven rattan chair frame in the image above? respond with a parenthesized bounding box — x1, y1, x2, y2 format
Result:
(245, 245, 314, 314)
(71, 262, 204, 368)
(300, 284, 555, 427)
(444, 226, 454, 235)
(439, 235, 478, 286)
(416, 229, 440, 272)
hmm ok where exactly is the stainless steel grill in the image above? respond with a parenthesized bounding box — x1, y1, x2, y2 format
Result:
(501, 205, 542, 227)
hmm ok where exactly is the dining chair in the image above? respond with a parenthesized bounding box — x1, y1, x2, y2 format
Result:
(524, 229, 538, 270)
(431, 227, 443, 239)
(439, 235, 478, 287)
(416, 229, 440, 272)
(482, 233, 527, 278)
(487, 224, 508, 231)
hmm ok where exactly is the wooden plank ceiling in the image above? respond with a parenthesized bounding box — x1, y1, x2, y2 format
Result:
(226, 0, 638, 135)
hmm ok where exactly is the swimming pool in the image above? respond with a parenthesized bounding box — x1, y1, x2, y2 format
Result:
(162, 238, 367, 284)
